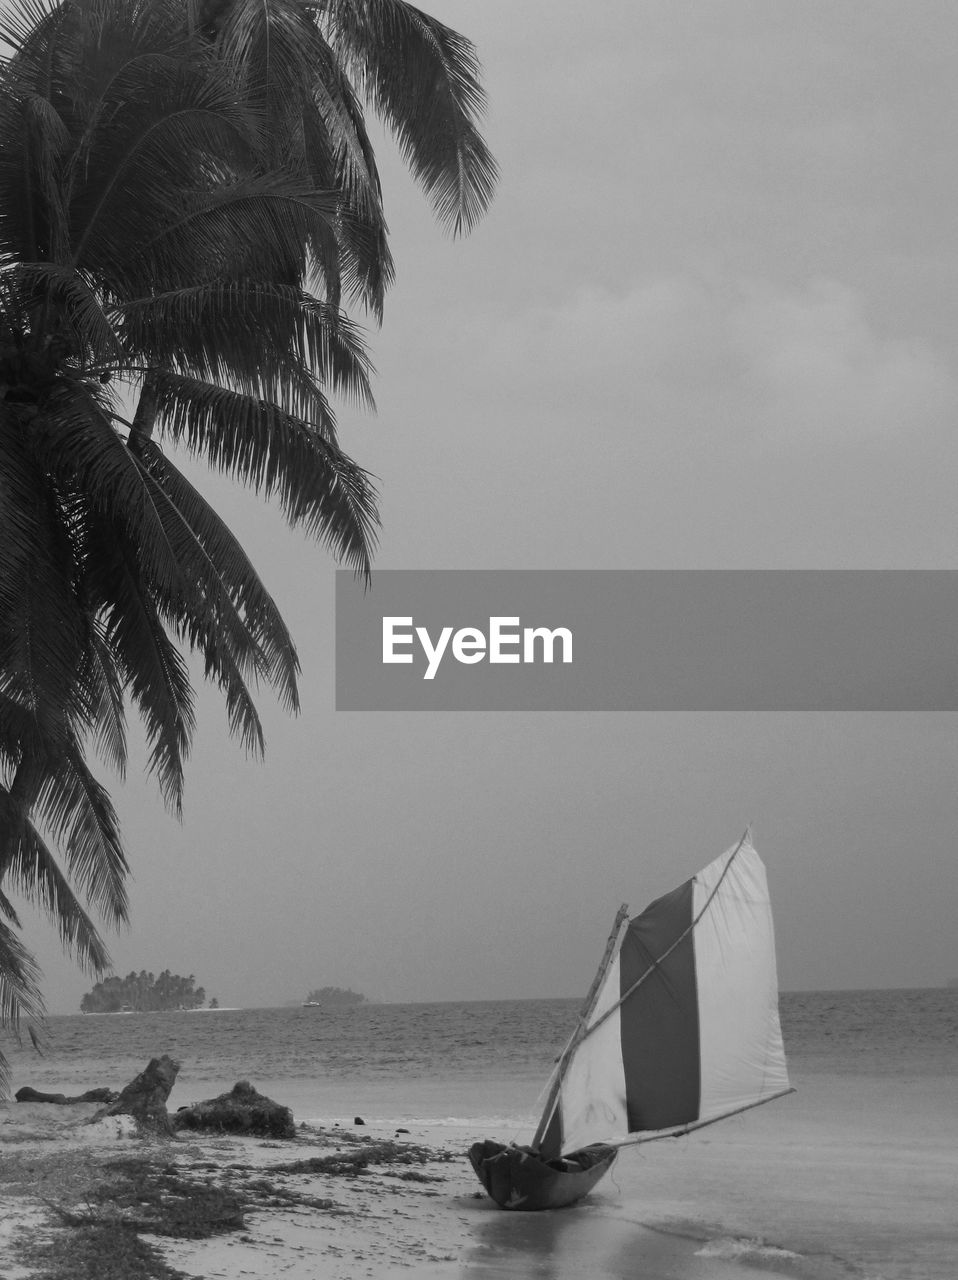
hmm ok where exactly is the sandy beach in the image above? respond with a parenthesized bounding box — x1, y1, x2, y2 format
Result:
(0, 1102, 481, 1280)
(2, 1062, 955, 1280)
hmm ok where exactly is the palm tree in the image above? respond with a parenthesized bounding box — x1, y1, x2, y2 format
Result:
(0, 0, 494, 1074)
(0, 0, 377, 1066)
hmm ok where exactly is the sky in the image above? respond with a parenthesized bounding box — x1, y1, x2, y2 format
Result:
(20, 0, 958, 1013)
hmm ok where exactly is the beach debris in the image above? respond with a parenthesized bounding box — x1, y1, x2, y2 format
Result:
(15, 1086, 118, 1105)
(271, 1137, 455, 1178)
(173, 1080, 296, 1138)
(95, 1055, 180, 1134)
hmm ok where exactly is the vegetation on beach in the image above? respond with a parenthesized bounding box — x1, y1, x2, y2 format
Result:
(0, 0, 495, 1082)
(80, 970, 210, 1013)
(9, 1154, 248, 1280)
(18, 1222, 190, 1280)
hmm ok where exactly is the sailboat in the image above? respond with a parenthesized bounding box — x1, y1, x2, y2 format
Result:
(469, 831, 793, 1210)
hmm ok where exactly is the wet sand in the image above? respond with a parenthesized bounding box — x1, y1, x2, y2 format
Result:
(470, 1067, 957, 1280)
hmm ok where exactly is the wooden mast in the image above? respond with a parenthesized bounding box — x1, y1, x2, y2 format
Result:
(531, 902, 629, 1153)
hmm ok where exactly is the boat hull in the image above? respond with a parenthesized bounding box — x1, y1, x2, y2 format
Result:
(468, 1140, 617, 1210)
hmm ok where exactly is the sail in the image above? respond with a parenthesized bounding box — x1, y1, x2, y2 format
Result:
(537, 836, 790, 1158)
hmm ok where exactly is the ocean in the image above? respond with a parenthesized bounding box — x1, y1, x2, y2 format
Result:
(3, 988, 956, 1280)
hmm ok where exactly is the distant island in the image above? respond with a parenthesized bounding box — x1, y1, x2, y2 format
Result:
(302, 986, 366, 1007)
(81, 970, 214, 1013)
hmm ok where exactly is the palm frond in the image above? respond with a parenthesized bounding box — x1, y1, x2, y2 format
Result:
(301, 83, 394, 319)
(206, 0, 395, 313)
(62, 25, 252, 194)
(212, 0, 322, 141)
(119, 280, 376, 411)
(149, 373, 379, 577)
(129, 454, 273, 681)
(197, 627, 266, 756)
(0, 709, 126, 931)
(0, 5, 257, 272)
(85, 618, 128, 776)
(0, 0, 65, 55)
(33, 744, 129, 928)
(8, 94, 72, 261)
(0, 916, 44, 1040)
(136, 441, 300, 714)
(82, 515, 195, 814)
(81, 440, 275, 772)
(0, 884, 21, 925)
(0, 425, 89, 743)
(0, 407, 42, 663)
(323, 0, 498, 235)
(8, 261, 121, 365)
(0, 788, 114, 973)
(129, 462, 272, 755)
(30, 379, 206, 610)
(0, 914, 44, 1095)
(70, 89, 261, 275)
(138, 176, 365, 312)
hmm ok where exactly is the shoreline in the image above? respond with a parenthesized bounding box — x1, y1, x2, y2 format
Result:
(0, 1104, 818, 1280)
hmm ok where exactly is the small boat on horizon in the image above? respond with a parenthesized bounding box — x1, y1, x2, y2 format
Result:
(469, 830, 793, 1210)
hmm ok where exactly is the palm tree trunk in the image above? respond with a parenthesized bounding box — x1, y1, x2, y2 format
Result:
(129, 374, 159, 455)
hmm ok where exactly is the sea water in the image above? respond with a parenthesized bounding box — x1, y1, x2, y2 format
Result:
(4, 997, 577, 1129)
(3, 989, 956, 1280)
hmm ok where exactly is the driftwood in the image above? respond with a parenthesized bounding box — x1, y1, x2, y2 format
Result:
(95, 1055, 180, 1134)
(173, 1080, 295, 1138)
(15, 1086, 118, 1105)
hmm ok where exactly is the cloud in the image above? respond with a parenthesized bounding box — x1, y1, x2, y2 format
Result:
(731, 278, 956, 444)
(460, 274, 957, 448)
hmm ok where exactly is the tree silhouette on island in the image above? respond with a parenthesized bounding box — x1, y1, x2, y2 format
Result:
(303, 987, 365, 1007)
(81, 971, 212, 1013)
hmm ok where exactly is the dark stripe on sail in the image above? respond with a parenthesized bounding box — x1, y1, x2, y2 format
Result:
(618, 878, 700, 1132)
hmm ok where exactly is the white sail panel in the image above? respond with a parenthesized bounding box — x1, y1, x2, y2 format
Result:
(693, 839, 791, 1121)
(554, 952, 629, 1153)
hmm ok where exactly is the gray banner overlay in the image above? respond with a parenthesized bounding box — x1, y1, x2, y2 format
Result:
(335, 571, 958, 711)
